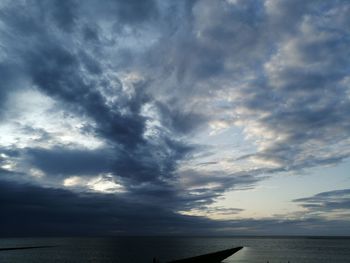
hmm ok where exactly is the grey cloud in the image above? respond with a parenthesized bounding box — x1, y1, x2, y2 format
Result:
(49, 0, 78, 32)
(82, 0, 158, 25)
(204, 207, 244, 215)
(294, 189, 350, 214)
(155, 101, 207, 134)
(175, 169, 261, 211)
(0, 63, 25, 120)
(219, 0, 350, 175)
(1, 0, 350, 236)
(143, 1, 350, 182)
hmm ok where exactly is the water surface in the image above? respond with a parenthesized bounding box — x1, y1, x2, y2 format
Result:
(0, 237, 349, 263)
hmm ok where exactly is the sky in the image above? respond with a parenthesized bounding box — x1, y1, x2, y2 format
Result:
(0, 0, 350, 236)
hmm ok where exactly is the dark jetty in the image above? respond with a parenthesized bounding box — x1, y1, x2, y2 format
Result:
(167, 246, 243, 263)
(0, 246, 56, 251)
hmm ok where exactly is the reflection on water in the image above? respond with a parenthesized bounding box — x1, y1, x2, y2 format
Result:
(0, 237, 349, 263)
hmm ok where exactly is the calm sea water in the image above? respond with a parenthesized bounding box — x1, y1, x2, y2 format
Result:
(0, 237, 349, 263)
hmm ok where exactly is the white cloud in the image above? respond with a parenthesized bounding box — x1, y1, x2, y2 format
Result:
(63, 174, 125, 194)
(0, 88, 104, 149)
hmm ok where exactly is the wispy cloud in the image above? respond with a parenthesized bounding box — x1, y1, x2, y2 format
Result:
(294, 189, 350, 218)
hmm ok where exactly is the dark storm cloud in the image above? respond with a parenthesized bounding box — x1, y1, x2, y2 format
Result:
(0, 0, 195, 188)
(2, 179, 350, 236)
(0, 179, 199, 236)
(26, 147, 112, 176)
(22, 138, 193, 188)
(1, 0, 350, 236)
(24, 42, 146, 149)
(0, 1, 205, 228)
(0, 179, 248, 236)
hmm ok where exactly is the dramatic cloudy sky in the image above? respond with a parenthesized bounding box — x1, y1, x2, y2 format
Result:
(1, 0, 350, 236)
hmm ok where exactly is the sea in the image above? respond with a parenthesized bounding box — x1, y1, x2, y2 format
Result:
(0, 236, 349, 263)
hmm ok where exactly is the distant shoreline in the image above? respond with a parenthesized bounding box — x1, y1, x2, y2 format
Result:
(1, 235, 350, 239)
